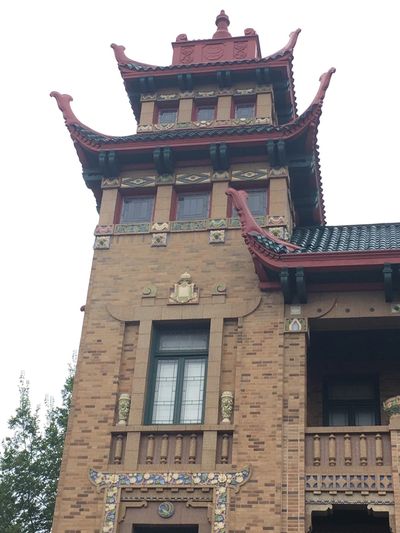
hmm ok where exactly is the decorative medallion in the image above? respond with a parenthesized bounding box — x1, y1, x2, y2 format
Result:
(89, 466, 251, 533)
(158, 501, 175, 519)
(142, 286, 157, 298)
(94, 236, 111, 250)
(151, 233, 168, 247)
(212, 283, 227, 296)
(284, 318, 308, 333)
(233, 40, 248, 59)
(209, 230, 225, 244)
(169, 272, 199, 305)
(383, 396, 400, 418)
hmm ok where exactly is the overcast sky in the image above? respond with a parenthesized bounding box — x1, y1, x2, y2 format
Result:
(1, 1, 399, 437)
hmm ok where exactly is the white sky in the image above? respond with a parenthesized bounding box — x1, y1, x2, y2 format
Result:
(1, 1, 399, 437)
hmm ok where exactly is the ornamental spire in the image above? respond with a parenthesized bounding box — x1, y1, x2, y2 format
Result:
(213, 10, 231, 39)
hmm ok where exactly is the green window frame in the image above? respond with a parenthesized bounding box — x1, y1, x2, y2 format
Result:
(146, 327, 209, 425)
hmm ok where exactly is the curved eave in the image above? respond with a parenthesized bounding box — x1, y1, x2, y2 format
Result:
(247, 235, 400, 272)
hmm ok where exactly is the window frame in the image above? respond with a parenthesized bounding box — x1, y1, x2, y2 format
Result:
(323, 376, 380, 427)
(117, 192, 155, 224)
(157, 107, 178, 125)
(195, 105, 216, 122)
(172, 189, 211, 221)
(145, 326, 209, 425)
(233, 99, 256, 120)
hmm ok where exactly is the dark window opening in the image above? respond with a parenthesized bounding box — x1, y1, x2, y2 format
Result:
(120, 196, 154, 223)
(325, 378, 379, 426)
(176, 191, 210, 220)
(234, 102, 255, 119)
(134, 527, 198, 533)
(146, 328, 209, 425)
(159, 109, 178, 124)
(196, 106, 215, 121)
(311, 506, 390, 532)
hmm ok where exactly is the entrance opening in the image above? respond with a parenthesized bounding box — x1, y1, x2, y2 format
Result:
(134, 527, 198, 533)
(311, 506, 391, 532)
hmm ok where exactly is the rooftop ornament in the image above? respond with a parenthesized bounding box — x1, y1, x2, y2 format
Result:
(213, 10, 232, 39)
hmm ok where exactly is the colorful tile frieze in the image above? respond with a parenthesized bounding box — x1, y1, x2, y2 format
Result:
(266, 215, 286, 226)
(121, 176, 156, 188)
(94, 236, 111, 250)
(208, 219, 227, 229)
(140, 86, 271, 102)
(114, 223, 150, 234)
(89, 466, 250, 533)
(231, 169, 268, 181)
(170, 220, 208, 232)
(175, 172, 211, 185)
(151, 222, 170, 232)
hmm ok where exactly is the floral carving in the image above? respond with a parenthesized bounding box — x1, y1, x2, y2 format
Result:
(94, 236, 111, 250)
(383, 396, 400, 418)
(151, 233, 168, 247)
(117, 394, 131, 425)
(220, 391, 234, 423)
(209, 230, 225, 244)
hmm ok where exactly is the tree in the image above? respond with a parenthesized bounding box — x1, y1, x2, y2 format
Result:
(0, 359, 75, 532)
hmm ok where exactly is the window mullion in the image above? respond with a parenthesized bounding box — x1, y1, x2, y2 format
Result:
(174, 357, 186, 424)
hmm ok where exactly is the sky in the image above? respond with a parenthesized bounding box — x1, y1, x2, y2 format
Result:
(1, 0, 399, 437)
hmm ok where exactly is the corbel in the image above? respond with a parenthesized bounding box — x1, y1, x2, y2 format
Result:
(280, 268, 292, 303)
(217, 70, 231, 88)
(177, 73, 193, 91)
(210, 143, 229, 171)
(153, 147, 174, 175)
(98, 151, 120, 178)
(256, 67, 271, 85)
(295, 267, 307, 304)
(139, 76, 156, 93)
(383, 263, 393, 302)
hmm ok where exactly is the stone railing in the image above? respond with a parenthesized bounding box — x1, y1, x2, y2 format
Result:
(138, 432, 203, 465)
(305, 426, 391, 469)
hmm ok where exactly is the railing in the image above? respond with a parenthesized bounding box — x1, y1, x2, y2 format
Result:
(305, 426, 391, 469)
(138, 432, 203, 465)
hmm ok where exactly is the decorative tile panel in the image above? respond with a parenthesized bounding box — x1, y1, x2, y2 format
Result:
(212, 171, 230, 182)
(121, 176, 156, 188)
(209, 230, 225, 244)
(156, 174, 175, 185)
(306, 474, 393, 493)
(151, 222, 170, 232)
(94, 236, 111, 250)
(114, 223, 150, 234)
(175, 172, 210, 185)
(268, 167, 288, 178)
(284, 318, 308, 333)
(95, 225, 114, 235)
(231, 169, 268, 181)
(151, 233, 168, 247)
(89, 466, 251, 533)
(266, 215, 286, 226)
(208, 219, 227, 229)
(170, 220, 208, 232)
(101, 178, 121, 189)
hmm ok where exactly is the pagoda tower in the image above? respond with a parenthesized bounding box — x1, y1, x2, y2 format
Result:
(52, 11, 400, 533)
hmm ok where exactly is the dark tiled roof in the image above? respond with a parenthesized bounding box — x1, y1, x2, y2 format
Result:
(290, 224, 400, 253)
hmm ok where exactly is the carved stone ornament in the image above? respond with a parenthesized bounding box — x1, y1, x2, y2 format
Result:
(94, 236, 111, 250)
(89, 465, 250, 533)
(101, 177, 121, 189)
(209, 230, 225, 244)
(383, 396, 400, 418)
(95, 224, 114, 235)
(169, 272, 199, 305)
(117, 393, 131, 425)
(151, 222, 170, 232)
(142, 286, 157, 298)
(151, 233, 168, 247)
(221, 391, 234, 423)
(284, 318, 308, 333)
(158, 501, 175, 519)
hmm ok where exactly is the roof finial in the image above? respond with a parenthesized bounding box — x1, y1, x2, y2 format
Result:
(213, 10, 231, 39)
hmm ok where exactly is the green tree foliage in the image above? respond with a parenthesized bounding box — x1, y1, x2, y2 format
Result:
(0, 359, 75, 532)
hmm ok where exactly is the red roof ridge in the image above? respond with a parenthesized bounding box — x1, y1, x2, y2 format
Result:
(226, 187, 301, 251)
(312, 68, 336, 107)
(263, 28, 301, 60)
(50, 92, 82, 126)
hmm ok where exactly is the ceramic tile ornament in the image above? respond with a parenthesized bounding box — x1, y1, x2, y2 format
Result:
(94, 236, 111, 250)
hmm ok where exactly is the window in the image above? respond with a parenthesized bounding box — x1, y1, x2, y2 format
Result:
(234, 102, 255, 119)
(176, 191, 210, 220)
(120, 195, 154, 223)
(196, 106, 215, 121)
(232, 188, 267, 217)
(159, 108, 177, 124)
(147, 329, 208, 424)
(324, 378, 379, 426)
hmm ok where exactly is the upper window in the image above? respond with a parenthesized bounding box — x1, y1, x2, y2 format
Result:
(324, 378, 379, 426)
(159, 108, 178, 124)
(120, 195, 154, 223)
(232, 188, 267, 218)
(176, 191, 210, 220)
(234, 102, 255, 119)
(196, 106, 215, 121)
(147, 328, 209, 425)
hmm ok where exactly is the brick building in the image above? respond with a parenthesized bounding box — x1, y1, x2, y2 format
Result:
(51, 11, 400, 533)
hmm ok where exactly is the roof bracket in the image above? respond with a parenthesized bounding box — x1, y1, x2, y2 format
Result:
(153, 147, 174, 175)
(266, 140, 286, 168)
(217, 70, 232, 88)
(139, 76, 156, 93)
(280, 268, 292, 303)
(295, 268, 307, 303)
(98, 151, 119, 178)
(383, 263, 393, 302)
(210, 143, 229, 171)
(256, 67, 271, 85)
(177, 73, 193, 91)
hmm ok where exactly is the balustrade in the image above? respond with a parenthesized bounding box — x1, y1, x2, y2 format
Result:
(138, 432, 203, 465)
(305, 427, 391, 469)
